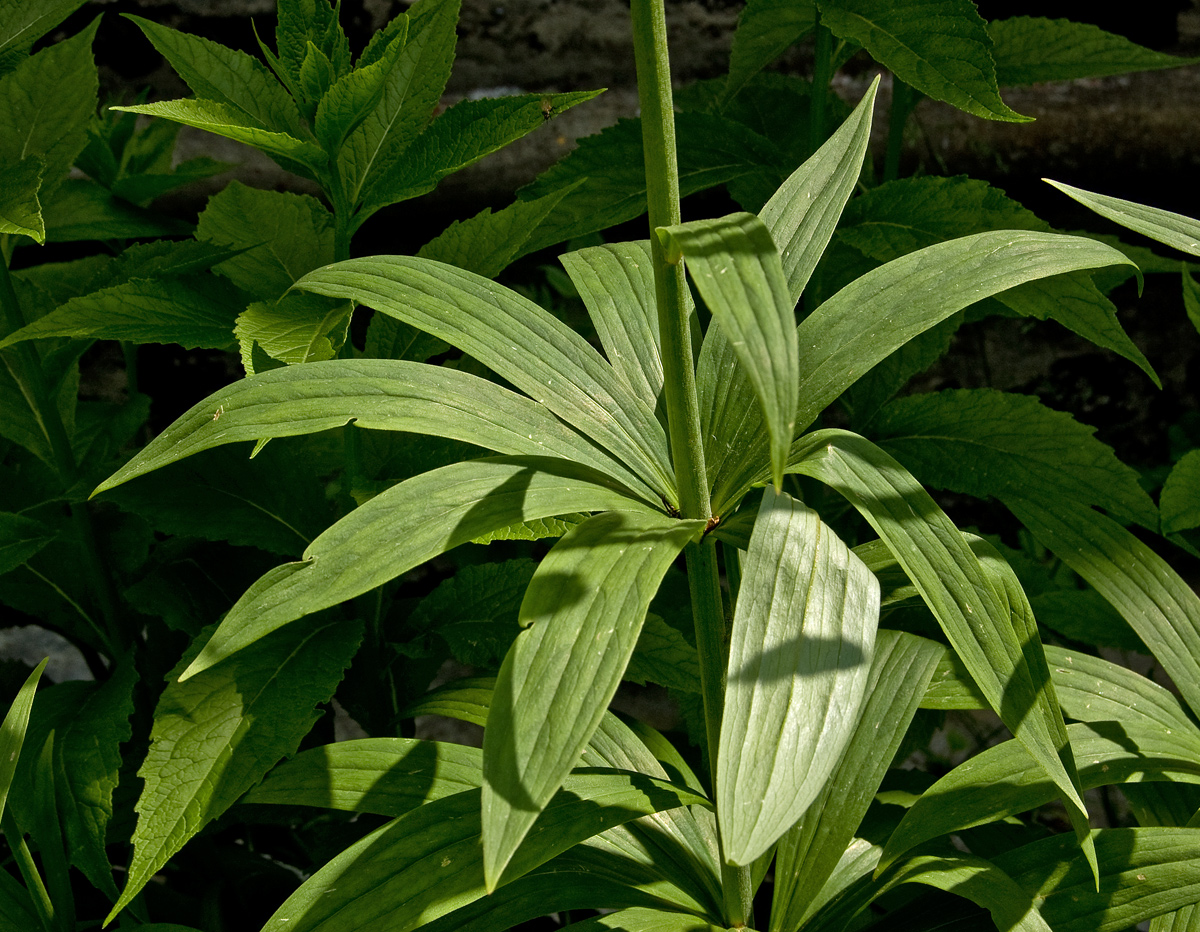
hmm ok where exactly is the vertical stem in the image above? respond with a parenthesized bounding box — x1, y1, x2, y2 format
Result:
(884, 76, 915, 183)
(808, 16, 834, 160)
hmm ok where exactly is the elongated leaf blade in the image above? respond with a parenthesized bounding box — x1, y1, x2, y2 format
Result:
(661, 214, 798, 489)
(724, 0, 816, 104)
(483, 511, 704, 888)
(261, 775, 708, 932)
(94, 360, 657, 506)
(790, 431, 1090, 841)
(1047, 179, 1200, 258)
(107, 614, 362, 924)
(818, 0, 1029, 122)
(0, 0, 88, 67)
(0, 658, 47, 821)
(177, 457, 656, 678)
(296, 256, 677, 503)
(718, 488, 878, 864)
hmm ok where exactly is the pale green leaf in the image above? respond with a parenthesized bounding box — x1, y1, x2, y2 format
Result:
(261, 775, 708, 932)
(106, 614, 362, 924)
(769, 631, 941, 932)
(990, 17, 1200, 86)
(0, 157, 43, 242)
(0, 19, 97, 203)
(718, 487, 878, 865)
(1047, 180, 1200, 258)
(724, 0, 816, 103)
(40, 178, 192, 242)
(358, 91, 602, 222)
(470, 515, 588, 545)
(196, 182, 335, 301)
(874, 388, 1158, 529)
(175, 457, 656, 679)
(1162, 449, 1200, 534)
(625, 614, 702, 693)
(112, 99, 326, 176)
(295, 256, 677, 504)
(817, 0, 1029, 122)
(0, 658, 47, 822)
(564, 907, 729, 932)
(92, 359, 658, 505)
(123, 15, 304, 135)
(243, 737, 483, 814)
(661, 213, 798, 489)
(483, 511, 704, 888)
(0, 275, 242, 351)
(235, 292, 352, 369)
(0, 0, 88, 69)
(0, 513, 55, 575)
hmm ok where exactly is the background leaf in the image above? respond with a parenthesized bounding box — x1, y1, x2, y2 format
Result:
(1046, 180, 1200, 258)
(724, 0, 815, 103)
(1161, 450, 1200, 534)
(0, 157, 44, 242)
(0, 659, 47, 821)
(0, 513, 56, 575)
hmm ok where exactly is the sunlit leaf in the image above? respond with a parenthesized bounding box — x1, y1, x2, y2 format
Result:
(0, 658, 47, 821)
(1161, 449, 1200, 534)
(0, 157, 43, 242)
(1046, 180, 1200, 258)
(0, 513, 55, 575)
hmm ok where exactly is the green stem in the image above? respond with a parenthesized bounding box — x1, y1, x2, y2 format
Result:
(884, 76, 916, 183)
(808, 16, 834, 160)
(2, 810, 57, 932)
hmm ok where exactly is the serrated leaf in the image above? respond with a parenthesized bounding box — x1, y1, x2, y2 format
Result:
(661, 213, 798, 489)
(718, 488, 878, 865)
(0, 274, 243, 351)
(275, 0, 351, 96)
(0, 512, 55, 575)
(235, 292, 352, 369)
(0, 18, 98, 203)
(357, 91, 602, 222)
(106, 614, 362, 924)
(40, 178, 192, 241)
(113, 99, 326, 177)
(110, 155, 233, 207)
(470, 514, 588, 545)
(123, 15, 304, 136)
(724, 0, 816, 104)
(261, 775, 708, 932)
(314, 28, 406, 154)
(0, 658, 47, 821)
(0, 157, 44, 242)
(410, 559, 534, 666)
(482, 512, 704, 888)
(817, 0, 1028, 122)
(1162, 450, 1200, 534)
(0, 0, 89, 68)
(1047, 180, 1200, 259)
(295, 256, 676, 504)
(990, 17, 1199, 86)
(873, 388, 1158, 529)
(624, 614, 701, 693)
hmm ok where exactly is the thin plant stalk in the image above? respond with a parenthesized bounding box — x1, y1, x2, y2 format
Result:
(808, 15, 834, 159)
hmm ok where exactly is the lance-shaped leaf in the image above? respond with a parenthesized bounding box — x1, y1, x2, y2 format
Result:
(790, 431, 1091, 850)
(723, 0, 816, 104)
(94, 360, 657, 506)
(0, 659, 47, 822)
(106, 614, 362, 924)
(717, 487, 878, 865)
(661, 214, 797, 489)
(1046, 180, 1200, 258)
(561, 241, 664, 420)
(313, 29, 406, 155)
(262, 775, 708, 932)
(564, 908, 729, 932)
(0, 157, 44, 242)
(483, 511, 704, 889)
(296, 256, 676, 503)
(769, 630, 941, 932)
(710, 231, 1135, 512)
(1007, 493, 1200, 722)
(167, 458, 656, 679)
(817, 0, 1029, 122)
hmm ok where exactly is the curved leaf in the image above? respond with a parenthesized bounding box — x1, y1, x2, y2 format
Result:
(0, 659, 47, 822)
(483, 511, 704, 888)
(296, 256, 676, 504)
(179, 457, 655, 679)
(1045, 180, 1200, 258)
(724, 0, 816, 104)
(717, 487, 878, 864)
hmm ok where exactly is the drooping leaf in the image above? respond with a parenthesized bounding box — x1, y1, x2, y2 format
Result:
(122, 15, 305, 136)
(0, 157, 44, 242)
(483, 511, 704, 888)
(723, 0, 816, 103)
(1162, 450, 1200, 534)
(817, 0, 1029, 122)
(0, 513, 55, 575)
(873, 388, 1158, 529)
(661, 213, 798, 490)
(1046, 180, 1200, 259)
(0, 658, 47, 821)
(990, 17, 1200, 86)
(718, 487, 878, 865)
(295, 256, 677, 504)
(106, 614, 362, 924)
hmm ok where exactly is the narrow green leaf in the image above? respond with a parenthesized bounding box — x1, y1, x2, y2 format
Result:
(990, 17, 1200, 86)
(561, 241, 664, 420)
(0, 158, 44, 242)
(122, 15, 305, 135)
(1046, 180, 1200, 258)
(93, 359, 657, 505)
(564, 907, 729, 932)
(357, 91, 602, 221)
(176, 457, 656, 679)
(1007, 493, 1200, 722)
(724, 0, 816, 103)
(106, 614, 362, 924)
(0, 513, 55, 575)
(261, 775, 708, 932)
(790, 431, 1090, 838)
(0, 658, 47, 822)
(661, 213, 798, 489)
(0, 0, 88, 68)
(235, 292, 352, 369)
(40, 177, 192, 241)
(295, 256, 677, 504)
(1162, 450, 1200, 534)
(244, 738, 483, 814)
(874, 388, 1158, 529)
(0, 864, 39, 931)
(483, 511, 704, 888)
(112, 100, 326, 177)
(769, 631, 941, 932)
(314, 28, 406, 154)
(718, 487, 878, 865)
(817, 0, 1029, 122)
